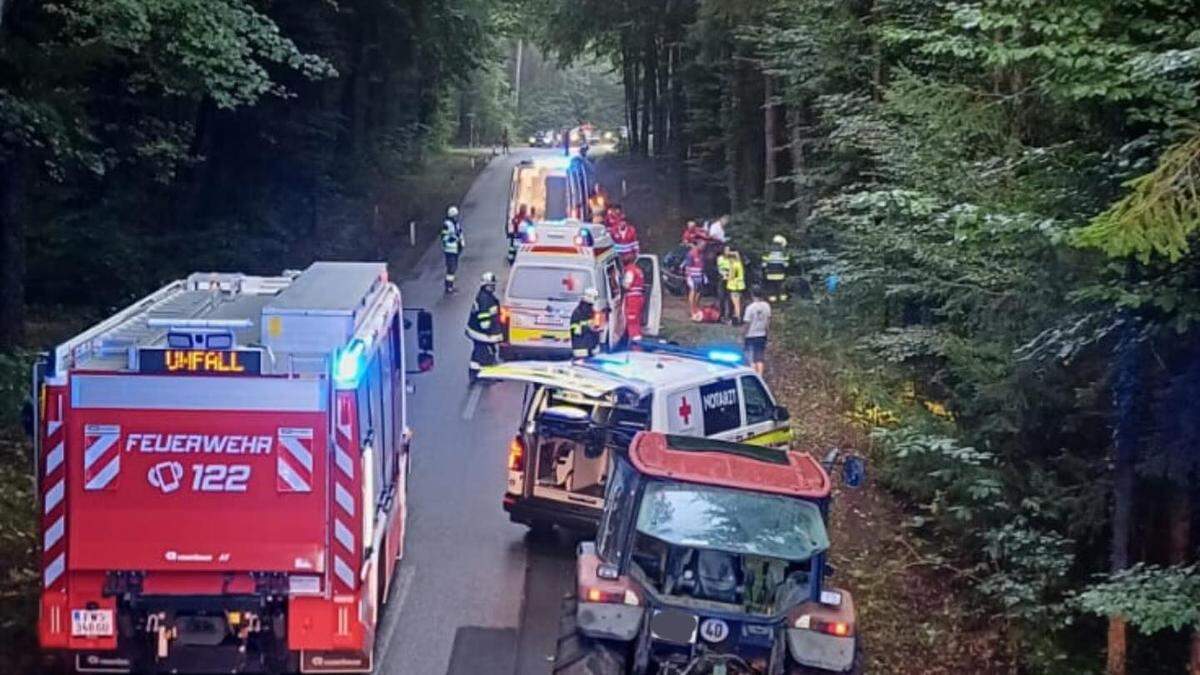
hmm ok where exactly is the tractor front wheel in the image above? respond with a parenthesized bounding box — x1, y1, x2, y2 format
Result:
(553, 595, 629, 675)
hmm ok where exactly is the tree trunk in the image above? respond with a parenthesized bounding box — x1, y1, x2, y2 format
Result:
(1107, 617, 1128, 675)
(625, 44, 640, 155)
(1107, 318, 1142, 675)
(640, 42, 655, 157)
(1191, 633, 1200, 675)
(671, 44, 688, 202)
(763, 73, 777, 211)
(722, 55, 739, 212)
(788, 104, 810, 237)
(1168, 488, 1198, 675)
(0, 155, 26, 348)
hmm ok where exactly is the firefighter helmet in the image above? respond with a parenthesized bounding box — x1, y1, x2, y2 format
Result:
(772, 234, 788, 248)
(447, 205, 460, 219)
(583, 287, 599, 303)
(481, 271, 497, 286)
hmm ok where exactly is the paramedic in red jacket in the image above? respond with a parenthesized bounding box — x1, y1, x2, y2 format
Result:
(621, 255, 646, 344)
(605, 203, 625, 234)
(612, 218, 640, 259)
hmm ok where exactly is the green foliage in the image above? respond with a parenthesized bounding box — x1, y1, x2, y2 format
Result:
(1075, 130, 1200, 263)
(47, 0, 336, 109)
(1077, 564, 1200, 634)
(518, 58, 624, 133)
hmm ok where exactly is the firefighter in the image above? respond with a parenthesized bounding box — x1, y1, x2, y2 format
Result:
(441, 206, 465, 293)
(761, 234, 791, 303)
(612, 217, 640, 259)
(621, 255, 646, 344)
(715, 248, 732, 321)
(466, 271, 502, 383)
(570, 287, 602, 359)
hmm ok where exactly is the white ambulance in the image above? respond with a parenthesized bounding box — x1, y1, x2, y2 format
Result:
(480, 344, 792, 532)
(500, 220, 662, 360)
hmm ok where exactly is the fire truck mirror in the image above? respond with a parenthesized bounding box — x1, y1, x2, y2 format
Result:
(415, 312, 434, 353)
(417, 310, 434, 351)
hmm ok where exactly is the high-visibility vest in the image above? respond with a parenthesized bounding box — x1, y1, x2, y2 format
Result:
(716, 255, 731, 280)
(441, 219, 463, 254)
(726, 257, 745, 292)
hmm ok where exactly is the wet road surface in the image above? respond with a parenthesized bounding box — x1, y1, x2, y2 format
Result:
(375, 148, 579, 675)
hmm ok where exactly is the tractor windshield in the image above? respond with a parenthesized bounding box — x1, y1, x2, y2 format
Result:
(636, 481, 829, 561)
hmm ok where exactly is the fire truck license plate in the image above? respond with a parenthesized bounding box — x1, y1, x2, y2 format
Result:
(71, 609, 114, 637)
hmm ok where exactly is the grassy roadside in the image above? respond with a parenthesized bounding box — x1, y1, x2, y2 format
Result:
(0, 150, 489, 674)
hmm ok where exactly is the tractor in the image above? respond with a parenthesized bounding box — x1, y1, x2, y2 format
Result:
(554, 431, 864, 675)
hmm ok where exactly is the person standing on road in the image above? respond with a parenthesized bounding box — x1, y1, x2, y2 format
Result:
(725, 247, 746, 325)
(501, 127, 510, 155)
(466, 272, 503, 382)
(743, 287, 771, 375)
(621, 255, 646, 345)
(761, 234, 791, 303)
(507, 204, 528, 263)
(570, 287, 602, 359)
(684, 240, 706, 321)
(441, 205, 465, 293)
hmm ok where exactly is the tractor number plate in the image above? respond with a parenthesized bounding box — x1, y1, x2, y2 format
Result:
(71, 609, 114, 637)
(650, 608, 697, 645)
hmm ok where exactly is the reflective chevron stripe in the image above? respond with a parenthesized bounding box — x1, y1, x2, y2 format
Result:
(277, 428, 314, 493)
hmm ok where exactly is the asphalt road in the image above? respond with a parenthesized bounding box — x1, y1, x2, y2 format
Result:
(375, 148, 579, 675)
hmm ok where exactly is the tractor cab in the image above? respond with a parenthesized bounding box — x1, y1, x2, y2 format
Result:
(554, 432, 863, 675)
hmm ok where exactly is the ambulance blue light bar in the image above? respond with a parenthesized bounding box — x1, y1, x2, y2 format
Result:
(634, 340, 745, 367)
(334, 339, 367, 388)
(706, 349, 744, 365)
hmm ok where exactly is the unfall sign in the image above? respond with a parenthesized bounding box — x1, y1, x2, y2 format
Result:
(138, 349, 262, 375)
(700, 380, 740, 435)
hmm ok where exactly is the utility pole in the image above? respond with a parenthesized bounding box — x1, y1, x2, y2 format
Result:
(513, 39, 524, 113)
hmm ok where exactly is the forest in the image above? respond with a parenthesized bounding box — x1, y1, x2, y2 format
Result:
(1, 1, 1199, 674)
(527, 0, 1199, 672)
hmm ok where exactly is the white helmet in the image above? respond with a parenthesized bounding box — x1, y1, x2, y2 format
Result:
(583, 287, 599, 303)
(447, 205, 460, 218)
(481, 271, 497, 286)
(772, 234, 788, 248)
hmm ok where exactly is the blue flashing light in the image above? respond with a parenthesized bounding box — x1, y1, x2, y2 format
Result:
(335, 340, 366, 388)
(706, 349, 744, 365)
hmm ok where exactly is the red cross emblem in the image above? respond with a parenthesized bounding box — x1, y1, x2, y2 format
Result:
(678, 396, 693, 425)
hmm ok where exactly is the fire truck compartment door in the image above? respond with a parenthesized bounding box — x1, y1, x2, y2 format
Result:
(66, 374, 330, 574)
(478, 361, 651, 400)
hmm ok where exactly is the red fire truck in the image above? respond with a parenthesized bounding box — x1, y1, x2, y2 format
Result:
(32, 262, 433, 674)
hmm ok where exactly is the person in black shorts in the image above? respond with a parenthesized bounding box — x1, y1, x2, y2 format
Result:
(742, 286, 772, 375)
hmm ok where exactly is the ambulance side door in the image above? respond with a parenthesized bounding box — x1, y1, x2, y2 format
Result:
(635, 254, 663, 337)
(603, 259, 625, 348)
(664, 377, 742, 442)
(736, 374, 789, 447)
